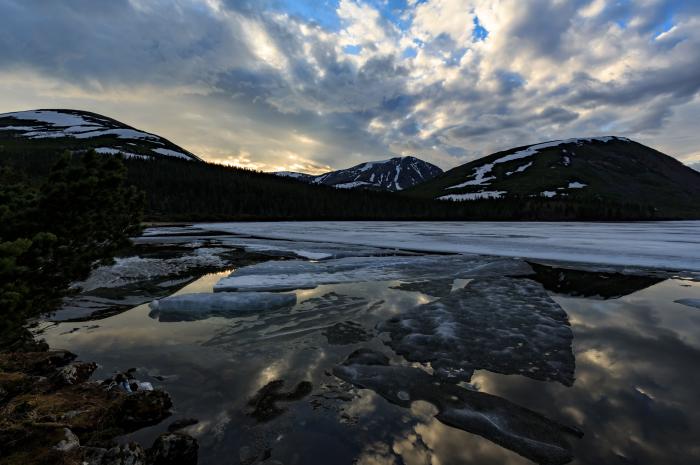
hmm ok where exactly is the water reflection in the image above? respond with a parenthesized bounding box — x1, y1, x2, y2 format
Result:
(40, 263, 700, 465)
(526, 262, 665, 299)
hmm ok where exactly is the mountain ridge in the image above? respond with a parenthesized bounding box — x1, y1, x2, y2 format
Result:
(406, 136, 700, 217)
(0, 109, 200, 161)
(2, 108, 699, 220)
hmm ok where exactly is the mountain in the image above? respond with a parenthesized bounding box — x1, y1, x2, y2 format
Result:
(0, 109, 200, 161)
(275, 156, 443, 191)
(2, 108, 697, 220)
(406, 136, 700, 217)
(275, 171, 315, 181)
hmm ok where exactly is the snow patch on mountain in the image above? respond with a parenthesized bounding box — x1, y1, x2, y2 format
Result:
(275, 171, 313, 180)
(505, 162, 533, 176)
(95, 147, 149, 159)
(151, 147, 192, 160)
(334, 181, 375, 189)
(440, 191, 506, 201)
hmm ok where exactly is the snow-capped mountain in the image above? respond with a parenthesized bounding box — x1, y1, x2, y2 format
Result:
(276, 156, 443, 191)
(275, 171, 315, 181)
(408, 136, 700, 215)
(0, 109, 200, 161)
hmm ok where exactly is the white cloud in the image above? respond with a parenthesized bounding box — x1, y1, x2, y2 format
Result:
(0, 0, 699, 172)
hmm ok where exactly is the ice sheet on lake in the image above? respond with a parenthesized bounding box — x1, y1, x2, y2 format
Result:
(380, 277, 575, 385)
(390, 279, 455, 297)
(203, 292, 379, 348)
(149, 292, 296, 321)
(214, 255, 532, 292)
(76, 247, 230, 291)
(138, 228, 406, 261)
(333, 349, 580, 465)
(195, 221, 700, 271)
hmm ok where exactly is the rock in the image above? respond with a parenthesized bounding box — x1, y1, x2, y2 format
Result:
(148, 432, 198, 465)
(167, 417, 199, 432)
(110, 390, 173, 428)
(247, 380, 313, 422)
(0, 372, 35, 403)
(83, 442, 147, 465)
(52, 361, 98, 386)
(53, 427, 80, 452)
(342, 348, 390, 366)
(239, 445, 255, 465)
(0, 350, 76, 376)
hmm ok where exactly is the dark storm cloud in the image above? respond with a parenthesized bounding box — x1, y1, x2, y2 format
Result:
(567, 62, 700, 108)
(0, 0, 251, 86)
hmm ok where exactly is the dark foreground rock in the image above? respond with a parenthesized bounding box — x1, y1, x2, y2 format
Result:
(0, 350, 197, 465)
(148, 432, 198, 465)
(247, 379, 313, 422)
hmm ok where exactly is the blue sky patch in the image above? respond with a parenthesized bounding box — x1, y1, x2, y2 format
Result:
(343, 44, 362, 55)
(472, 16, 489, 42)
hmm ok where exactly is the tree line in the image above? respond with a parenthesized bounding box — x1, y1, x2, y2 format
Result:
(0, 152, 142, 349)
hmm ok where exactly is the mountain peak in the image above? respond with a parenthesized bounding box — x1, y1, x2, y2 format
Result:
(276, 155, 443, 191)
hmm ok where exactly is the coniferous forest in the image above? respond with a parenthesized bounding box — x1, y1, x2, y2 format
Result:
(0, 149, 669, 221)
(0, 152, 142, 349)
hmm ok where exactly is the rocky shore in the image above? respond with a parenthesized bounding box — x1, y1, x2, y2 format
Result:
(0, 349, 198, 465)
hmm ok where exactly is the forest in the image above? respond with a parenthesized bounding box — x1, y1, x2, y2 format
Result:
(0, 150, 663, 222)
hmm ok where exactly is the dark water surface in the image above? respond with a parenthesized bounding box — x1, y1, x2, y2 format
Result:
(40, 236, 700, 465)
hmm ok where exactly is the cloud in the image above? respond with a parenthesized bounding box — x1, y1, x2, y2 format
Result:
(0, 0, 699, 171)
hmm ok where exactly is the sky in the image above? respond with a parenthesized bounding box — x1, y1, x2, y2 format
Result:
(1, 0, 699, 173)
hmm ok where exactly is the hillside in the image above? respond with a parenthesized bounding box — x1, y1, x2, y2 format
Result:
(406, 136, 700, 218)
(0, 109, 200, 161)
(275, 156, 443, 191)
(2, 109, 698, 220)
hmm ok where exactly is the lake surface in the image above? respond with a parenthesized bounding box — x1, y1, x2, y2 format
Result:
(39, 223, 700, 465)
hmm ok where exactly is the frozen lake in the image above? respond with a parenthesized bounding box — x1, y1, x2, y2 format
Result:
(197, 221, 700, 271)
(40, 223, 700, 465)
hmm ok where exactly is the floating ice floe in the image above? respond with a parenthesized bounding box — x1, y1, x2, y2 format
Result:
(149, 292, 296, 321)
(333, 349, 581, 465)
(214, 256, 532, 292)
(75, 247, 231, 292)
(379, 277, 575, 385)
(201, 292, 377, 348)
